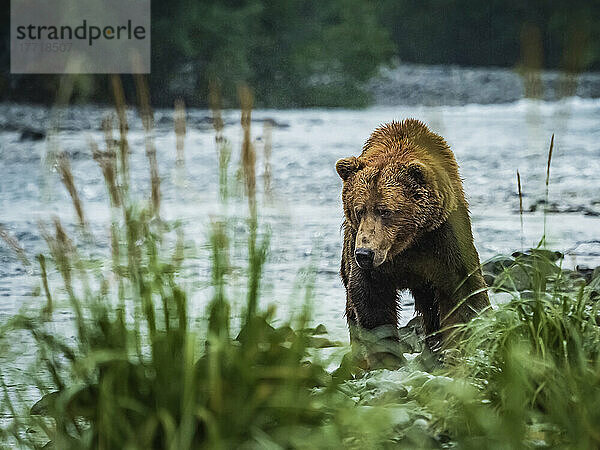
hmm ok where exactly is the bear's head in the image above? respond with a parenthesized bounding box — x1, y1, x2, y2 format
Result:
(336, 156, 452, 269)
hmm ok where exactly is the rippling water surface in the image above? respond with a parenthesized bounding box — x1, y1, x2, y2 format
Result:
(1, 99, 600, 342)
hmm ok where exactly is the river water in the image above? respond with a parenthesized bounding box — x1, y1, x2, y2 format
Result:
(1, 98, 600, 345)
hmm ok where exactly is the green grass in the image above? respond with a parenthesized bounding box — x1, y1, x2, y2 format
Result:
(1, 84, 599, 449)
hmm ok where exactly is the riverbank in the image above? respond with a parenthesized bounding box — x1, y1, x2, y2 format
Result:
(368, 63, 600, 105)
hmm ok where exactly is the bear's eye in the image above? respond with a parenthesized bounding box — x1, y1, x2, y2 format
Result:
(377, 208, 393, 219)
(354, 207, 365, 221)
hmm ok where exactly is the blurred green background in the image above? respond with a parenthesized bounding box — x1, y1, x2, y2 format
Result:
(1, 0, 599, 107)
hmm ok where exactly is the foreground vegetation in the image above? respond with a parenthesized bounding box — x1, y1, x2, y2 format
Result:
(1, 85, 600, 449)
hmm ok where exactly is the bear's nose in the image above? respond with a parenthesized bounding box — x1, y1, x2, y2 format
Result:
(355, 248, 374, 269)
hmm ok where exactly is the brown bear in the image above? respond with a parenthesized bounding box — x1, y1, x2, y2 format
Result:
(336, 119, 490, 362)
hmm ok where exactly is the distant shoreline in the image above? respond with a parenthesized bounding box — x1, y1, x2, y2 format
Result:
(2, 63, 600, 109)
(368, 63, 600, 106)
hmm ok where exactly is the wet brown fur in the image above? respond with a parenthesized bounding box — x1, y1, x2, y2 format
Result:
(336, 119, 490, 354)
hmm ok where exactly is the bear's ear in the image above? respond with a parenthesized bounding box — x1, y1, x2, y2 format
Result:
(336, 157, 364, 181)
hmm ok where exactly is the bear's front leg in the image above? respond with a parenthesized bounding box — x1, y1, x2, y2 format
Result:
(347, 262, 405, 368)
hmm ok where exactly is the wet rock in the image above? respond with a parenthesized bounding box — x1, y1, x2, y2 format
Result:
(567, 241, 600, 257)
(19, 128, 46, 141)
(482, 256, 514, 286)
(387, 406, 412, 428)
(512, 249, 563, 261)
(419, 375, 454, 395)
(360, 384, 409, 405)
(564, 269, 588, 285)
(412, 418, 429, 430)
(30, 391, 58, 415)
(484, 249, 565, 292)
(155, 114, 173, 126)
(0, 122, 20, 132)
(398, 317, 425, 354)
(526, 199, 600, 216)
(254, 117, 290, 129)
(482, 247, 600, 297)
(575, 265, 600, 284)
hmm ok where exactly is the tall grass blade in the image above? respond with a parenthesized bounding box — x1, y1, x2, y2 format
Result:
(135, 74, 161, 217)
(0, 224, 30, 266)
(263, 120, 273, 201)
(110, 75, 130, 190)
(517, 170, 524, 251)
(56, 152, 86, 228)
(538, 134, 554, 248)
(174, 98, 186, 167)
(209, 81, 231, 202)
